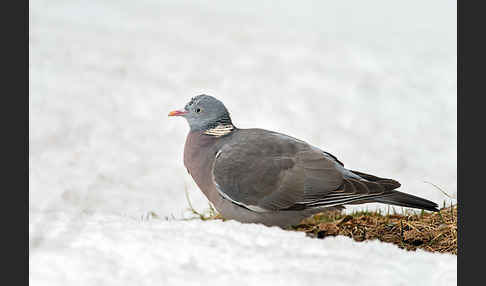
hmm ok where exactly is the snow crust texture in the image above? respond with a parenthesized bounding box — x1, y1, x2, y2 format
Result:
(30, 212, 457, 286)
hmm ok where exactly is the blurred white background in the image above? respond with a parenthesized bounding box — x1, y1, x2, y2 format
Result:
(29, 0, 456, 219)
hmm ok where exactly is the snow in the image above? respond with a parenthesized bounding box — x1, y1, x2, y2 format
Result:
(30, 211, 456, 286)
(30, 0, 457, 285)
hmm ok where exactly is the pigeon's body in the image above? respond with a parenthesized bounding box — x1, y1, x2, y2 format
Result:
(184, 128, 343, 226)
(171, 95, 439, 227)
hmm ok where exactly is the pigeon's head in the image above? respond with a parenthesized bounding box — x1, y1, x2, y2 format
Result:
(168, 94, 233, 132)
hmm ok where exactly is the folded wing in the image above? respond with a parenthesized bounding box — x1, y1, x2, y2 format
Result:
(212, 130, 401, 212)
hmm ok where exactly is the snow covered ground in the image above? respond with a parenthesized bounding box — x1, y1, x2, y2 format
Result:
(29, 211, 457, 286)
(30, 0, 457, 285)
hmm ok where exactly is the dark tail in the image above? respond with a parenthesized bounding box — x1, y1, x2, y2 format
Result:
(350, 170, 439, 212)
(374, 191, 439, 212)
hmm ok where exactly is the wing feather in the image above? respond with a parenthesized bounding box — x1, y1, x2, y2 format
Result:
(212, 129, 395, 212)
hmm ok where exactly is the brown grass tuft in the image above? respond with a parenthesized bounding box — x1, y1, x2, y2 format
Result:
(292, 205, 457, 254)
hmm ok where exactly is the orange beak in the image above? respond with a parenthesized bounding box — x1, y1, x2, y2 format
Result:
(168, 110, 188, 117)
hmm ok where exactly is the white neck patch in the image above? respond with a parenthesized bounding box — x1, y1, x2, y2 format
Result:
(204, 125, 234, 137)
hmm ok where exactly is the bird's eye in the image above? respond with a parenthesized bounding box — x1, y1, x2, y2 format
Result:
(195, 108, 201, 113)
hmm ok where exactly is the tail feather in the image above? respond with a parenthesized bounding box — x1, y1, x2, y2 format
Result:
(374, 191, 439, 212)
(349, 170, 439, 212)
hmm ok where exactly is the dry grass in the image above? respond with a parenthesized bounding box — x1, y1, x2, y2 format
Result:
(292, 204, 457, 255)
(183, 188, 223, 221)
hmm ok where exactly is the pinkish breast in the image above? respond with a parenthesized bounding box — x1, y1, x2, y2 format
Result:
(183, 131, 220, 202)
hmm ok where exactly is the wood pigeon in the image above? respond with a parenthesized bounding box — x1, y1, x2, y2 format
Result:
(169, 94, 439, 227)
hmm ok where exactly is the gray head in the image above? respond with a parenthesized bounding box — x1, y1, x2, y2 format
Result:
(168, 94, 234, 132)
